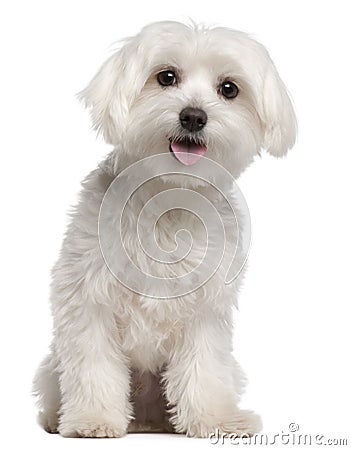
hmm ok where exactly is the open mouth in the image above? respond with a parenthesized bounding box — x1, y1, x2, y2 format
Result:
(169, 137, 207, 166)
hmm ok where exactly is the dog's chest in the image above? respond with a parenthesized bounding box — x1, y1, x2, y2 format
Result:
(119, 179, 238, 270)
(106, 182, 240, 369)
(114, 300, 181, 371)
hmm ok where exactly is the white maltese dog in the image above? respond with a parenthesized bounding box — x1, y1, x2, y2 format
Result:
(33, 21, 296, 438)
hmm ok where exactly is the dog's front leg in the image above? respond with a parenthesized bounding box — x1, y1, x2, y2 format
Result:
(55, 301, 131, 438)
(164, 314, 261, 438)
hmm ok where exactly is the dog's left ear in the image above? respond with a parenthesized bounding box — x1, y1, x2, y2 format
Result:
(256, 52, 297, 157)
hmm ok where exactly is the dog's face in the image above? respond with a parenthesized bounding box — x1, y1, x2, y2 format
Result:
(80, 21, 296, 178)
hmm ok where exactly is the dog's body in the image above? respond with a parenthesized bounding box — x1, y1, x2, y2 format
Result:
(33, 21, 296, 438)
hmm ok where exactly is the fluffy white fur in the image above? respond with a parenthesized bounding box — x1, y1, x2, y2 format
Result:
(33, 21, 296, 438)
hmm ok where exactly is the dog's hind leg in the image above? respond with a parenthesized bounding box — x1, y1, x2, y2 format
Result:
(33, 350, 61, 433)
(128, 369, 174, 433)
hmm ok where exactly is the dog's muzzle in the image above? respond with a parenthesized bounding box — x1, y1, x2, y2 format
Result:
(169, 107, 208, 166)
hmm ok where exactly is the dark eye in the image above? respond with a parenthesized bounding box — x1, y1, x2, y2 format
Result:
(219, 81, 239, 99)
(157, 70, 177, 86)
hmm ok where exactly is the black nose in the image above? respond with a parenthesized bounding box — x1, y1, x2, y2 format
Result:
(179, 107, 208, 132)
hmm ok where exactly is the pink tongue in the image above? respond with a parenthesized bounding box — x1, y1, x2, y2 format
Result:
(171, 141, 207, 165)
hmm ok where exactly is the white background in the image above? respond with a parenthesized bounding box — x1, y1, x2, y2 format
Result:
(1, 1, 350, 449)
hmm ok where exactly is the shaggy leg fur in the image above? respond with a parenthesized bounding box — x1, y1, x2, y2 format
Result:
(164, 315, 262, 437)
(33, 353, 60, 433)
(53, 302, 132, 437)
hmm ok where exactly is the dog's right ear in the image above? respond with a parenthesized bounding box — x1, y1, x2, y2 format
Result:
(78, 52, 122, 144)
(78, 42, 140, 145)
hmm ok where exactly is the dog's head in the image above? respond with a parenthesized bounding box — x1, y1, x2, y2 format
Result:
(80, 21, 296, 178)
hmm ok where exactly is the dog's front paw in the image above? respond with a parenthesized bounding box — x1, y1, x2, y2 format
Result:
(58, 413, 127, 438)
(185, 409, 262, 438)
